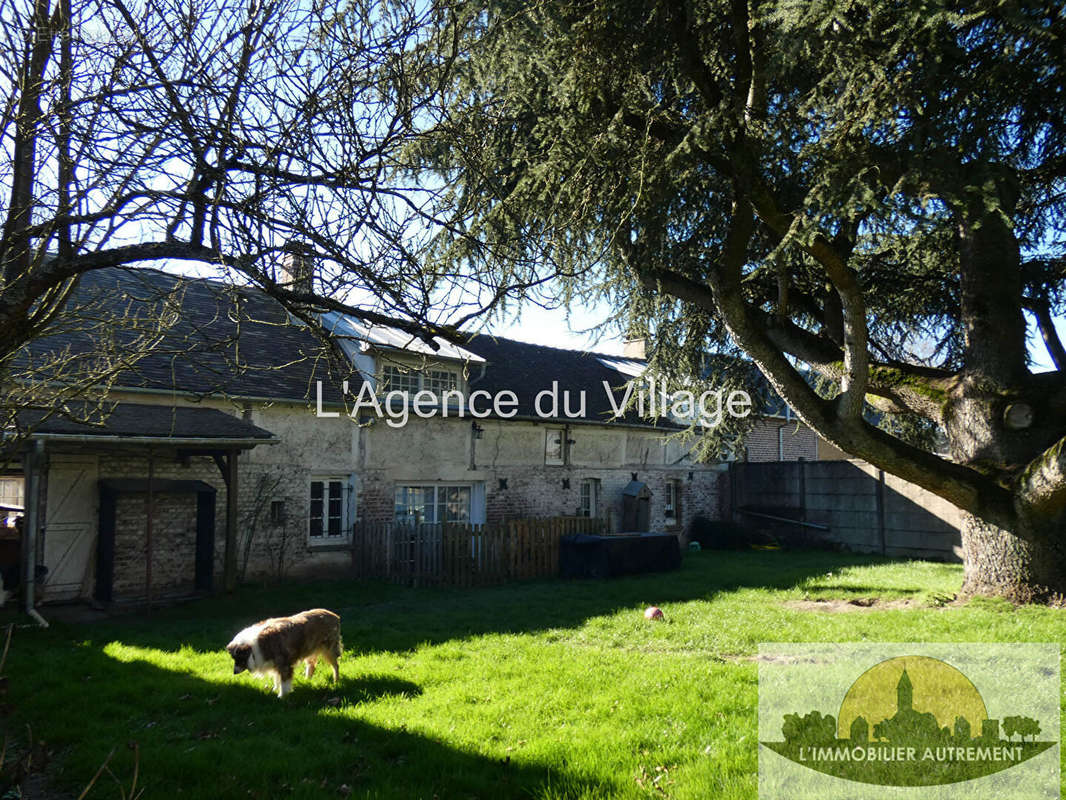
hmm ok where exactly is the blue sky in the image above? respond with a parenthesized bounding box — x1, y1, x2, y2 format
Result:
(497, 297, 1066, 373)
(161, 258, 1062, 367)
(491, 302, 625, 355)
(1027, 314, 1066, 373)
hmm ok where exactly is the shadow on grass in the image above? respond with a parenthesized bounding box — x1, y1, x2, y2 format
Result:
(55, 550, 914, 658)
(7, 637, 598, 800)
(338, 673, 422, 704)
(798, 583, 933, 595)
(9, 550, 952, 798)
(230, 672, 422, 704)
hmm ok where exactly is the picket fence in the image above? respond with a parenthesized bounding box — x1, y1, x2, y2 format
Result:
(350, 516, 606, 586)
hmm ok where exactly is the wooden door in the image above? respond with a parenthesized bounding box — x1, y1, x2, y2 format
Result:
(43, 455, 99, 601)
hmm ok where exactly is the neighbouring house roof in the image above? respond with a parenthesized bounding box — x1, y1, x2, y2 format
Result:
(16, 403, 275, 445)
(459, 334, 661, 427)
(19, 267, 351, 404)
(456, 336, 793, 426)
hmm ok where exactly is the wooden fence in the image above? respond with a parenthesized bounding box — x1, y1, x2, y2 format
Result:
(350, 516, 606, 586)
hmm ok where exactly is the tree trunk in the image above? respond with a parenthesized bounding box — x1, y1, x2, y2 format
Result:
(945, 367, 1066, 604)
(959, 514, 1066, 603)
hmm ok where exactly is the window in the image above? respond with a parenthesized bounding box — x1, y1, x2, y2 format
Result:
(381, 364, 460, 399)
(0, 477, 22, 509)
(425, 369, 458, 395)
(0, 476, 22, 528)
(578, 478, 600, 518)
(664, 479, 682, 524)
(394, 484, 472, 524)
(545, 428, 566, 465)
(381, 365, 420, 395)
(309, 477, 352, 543)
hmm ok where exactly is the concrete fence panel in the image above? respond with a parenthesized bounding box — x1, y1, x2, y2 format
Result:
(728, 460, 964, 561)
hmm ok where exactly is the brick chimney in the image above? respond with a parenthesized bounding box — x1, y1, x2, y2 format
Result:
(623, 338, 646, 360)
(278, 241, 315, 295)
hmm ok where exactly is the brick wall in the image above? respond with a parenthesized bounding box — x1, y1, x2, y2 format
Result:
(111, 491, 198, 597)
(742, 418, 819, 462)
(95, 450, 351, 598)
(98, 451, 222, 599)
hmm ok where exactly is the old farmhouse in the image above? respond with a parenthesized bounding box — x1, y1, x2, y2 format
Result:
(4, 267, 829, 605)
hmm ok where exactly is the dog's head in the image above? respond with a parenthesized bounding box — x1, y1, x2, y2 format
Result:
(227, 641, 252, 674)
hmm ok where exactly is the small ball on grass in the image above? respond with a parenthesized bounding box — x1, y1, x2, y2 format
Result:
(644, 606, 664, 621)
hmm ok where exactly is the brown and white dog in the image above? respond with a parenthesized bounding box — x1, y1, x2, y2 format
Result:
(226, 608, 342, 697)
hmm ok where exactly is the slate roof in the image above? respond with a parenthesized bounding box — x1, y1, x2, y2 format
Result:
(19, 266, 791, 428)
(459, 334, 664, 427)
(19, 402, 274, 441)
(457, 335, 788, 426)
(20, 267, 349, 403)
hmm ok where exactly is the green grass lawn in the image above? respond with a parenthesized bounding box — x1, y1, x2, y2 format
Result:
(6, 550, 1064, 799)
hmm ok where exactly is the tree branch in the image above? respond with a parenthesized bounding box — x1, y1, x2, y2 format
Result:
(1017, 433, 1066, 518)
(745, 182, 870, 418)
(641, 236, 1013, 529)
(1024, 298, 1066, 371)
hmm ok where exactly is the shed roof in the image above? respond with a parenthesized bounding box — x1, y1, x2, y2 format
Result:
(18, 402, 274, 444)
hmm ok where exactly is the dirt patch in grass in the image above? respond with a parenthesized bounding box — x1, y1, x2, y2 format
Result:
(783, 596, 931, 612)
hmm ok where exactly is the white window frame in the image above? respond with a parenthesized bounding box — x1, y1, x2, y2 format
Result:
(308, 475, 354, 545)
(380, 364, 461, 399)
(394, 483, 474, 525)
(578, 478, 600, 518)
(380, 364, 421, 395)
(424, 369, 459, 396)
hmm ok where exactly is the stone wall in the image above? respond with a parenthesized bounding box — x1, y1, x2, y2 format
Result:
(357, 415, 725, 533)
(359, 463, 724, 534)
(39, 397, 732, 600)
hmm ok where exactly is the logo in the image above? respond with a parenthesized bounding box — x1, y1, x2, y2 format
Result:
(758, 644, 1059, 799)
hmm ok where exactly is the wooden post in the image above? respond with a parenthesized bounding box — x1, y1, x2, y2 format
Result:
(413, 523, 422, 588)
(443, 524, 451, 585)
(224, 450, 239, 592)
(21, 441, 44, 614)
(876, 469, 888, 556)
(385, 522, 392, 579)
(145, 449, 155, 611)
